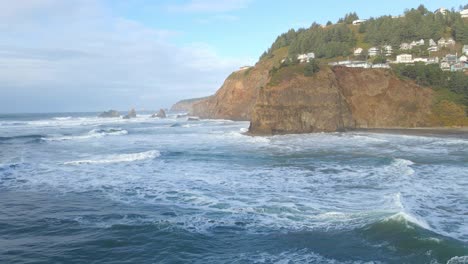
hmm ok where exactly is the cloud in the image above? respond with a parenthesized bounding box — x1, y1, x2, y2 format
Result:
(168, 0, 251, 13)
(0, 0, 250, 112)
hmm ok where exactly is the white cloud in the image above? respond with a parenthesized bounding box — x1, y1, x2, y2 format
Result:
(168, 0, 251, 13)
(0, 0, 250, 112)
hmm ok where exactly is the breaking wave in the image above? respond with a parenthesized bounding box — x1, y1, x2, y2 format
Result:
(44, 128, 128, 141)
(64, 150, 160, 165)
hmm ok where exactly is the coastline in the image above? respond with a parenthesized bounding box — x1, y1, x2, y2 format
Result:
(353, 127, 468, 138)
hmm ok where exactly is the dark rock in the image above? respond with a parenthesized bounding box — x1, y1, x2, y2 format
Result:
(123, 108, 137, 119)
(98, 110, 120, 118)
(152, 109, 166, 118)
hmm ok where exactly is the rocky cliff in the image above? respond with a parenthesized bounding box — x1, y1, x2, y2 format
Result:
(191, 48, 287, 120)
(170, 97, 210, 113)
(249, 66, 436, 134)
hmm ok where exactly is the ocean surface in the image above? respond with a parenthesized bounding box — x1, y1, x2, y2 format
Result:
(0, 112, 467, 264)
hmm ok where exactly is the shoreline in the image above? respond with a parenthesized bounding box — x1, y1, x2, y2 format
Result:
(246, 127, 468, 138)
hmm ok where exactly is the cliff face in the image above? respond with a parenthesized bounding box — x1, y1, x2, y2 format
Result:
(170, 97, 210, 113)
(191, 48, 287, 120)
(249, 67, 435, 134)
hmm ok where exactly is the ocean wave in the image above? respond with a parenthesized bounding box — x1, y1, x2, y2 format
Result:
(44, 128, 128, 141)
(0, 134, 45, 142)
(52, 116, 73, 121)
(384, 158, 415, 176)
(64, 150, 160, 165)
(447, 256, 468, 264)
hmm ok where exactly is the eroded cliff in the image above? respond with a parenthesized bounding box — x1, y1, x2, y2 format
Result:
(191, 48, 287, 120)
(249, 66, 438, 134)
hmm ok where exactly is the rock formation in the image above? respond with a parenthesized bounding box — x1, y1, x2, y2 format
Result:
(123, 108, 137, 119)
(152, 109, 166, 118)
(249, 67, 434, 134)
(171, 97, 210, 113)
(98, 110, 120, 118)
(191, 48, 287, 120)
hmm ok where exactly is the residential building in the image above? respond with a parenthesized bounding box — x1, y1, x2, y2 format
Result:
(352, 19, 367, 25)
(429, 39, 437, 46)
(438, 38, 446, 47)
(396, 54, 413, 63)
(451, 63, 465, 72)
(446, 38, 455, 46)
(354, 48, 363, 56)
(443, 54, 457, 64)
(413, 58, 428, 63)
(426, 57, 439, 65)
(464, 45, 468, 55)
(372, 63, 391, 69)
(297, 53, 315, 63)
(460, 55, 468, 62)
(410, 41, 418, 49)
(428, 46, 439, 52)
(400, 43, 411, 50)
(440, 62, 451, 71)
(460, 9, 468, 18)
(383, 45, 393, 56)
(435, 8, 448, 15)
(368, 47, 380, 57)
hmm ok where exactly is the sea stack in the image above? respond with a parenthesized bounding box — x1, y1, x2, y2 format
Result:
(123, 108, 137, 119)
(152, 109, 167, 118)
(98, 110, 120, 118)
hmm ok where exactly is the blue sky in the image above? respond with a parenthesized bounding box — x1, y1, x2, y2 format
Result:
(0, 0, 466, 113)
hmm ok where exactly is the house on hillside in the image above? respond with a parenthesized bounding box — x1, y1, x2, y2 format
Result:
(400, 43, 411, 50)
(443, 54, 457, 64)
(438, 38, 446, 47)
(413, 58, 428, 63)
(446, 38, 455, 46)
(368, 47, 380, 56)
(372, 63, 391, 69)
(354, 48, 363, 56)
(383, 45, 393, 56)
(429, 39, 437, 46)
(352, 19, 367, 25)
(428, 46, 439, 52)
(297, 53, 315, 63)
(451, 62, 465, 72)
(435, 8, 448, 15)
(460, 55, 468, 62)
(463, 45, 468, 55)
(396, 54, 413, 63)
(440, 62, 451, 71)
(426, 57, 439, 65)
(460, 9, 468, 18)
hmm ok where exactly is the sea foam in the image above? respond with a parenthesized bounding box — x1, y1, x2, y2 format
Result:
(64, 150, 160, 165)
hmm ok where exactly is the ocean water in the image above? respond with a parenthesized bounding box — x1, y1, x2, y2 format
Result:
(0, 112, 467, 264)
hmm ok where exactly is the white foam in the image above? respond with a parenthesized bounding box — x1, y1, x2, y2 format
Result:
(447, 256, 468, 264)
(44, 129, 128, 141)
(64, 150, 160, 165)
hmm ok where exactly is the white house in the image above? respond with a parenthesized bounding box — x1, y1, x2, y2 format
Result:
(400, 43, 411, 50)
(417, 39, 425, 46)
(463, 45, 468, 55)
(368, 47, 380, 56)
(396, 54, 413, 63)
(426, 57, 440, 64)
(428, 46, 439, 52)
(446, 38, 455, 46)
(459, 55, 468, 62)
(297, 53, 315, 63)
(438, 38, 446, 47)
(429, 39, 437, 46)
(354, 48, 363, 56)
(372, 63, 391, 69)
(413, 58, 428, 63)
(383, 45, 393, 56)
(410, 41, 418, 49)
(440, 62, 451, 71)
(352, 19, 367, 25)
(435, 8, 448, 15)
(460, 9, 468, 18)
